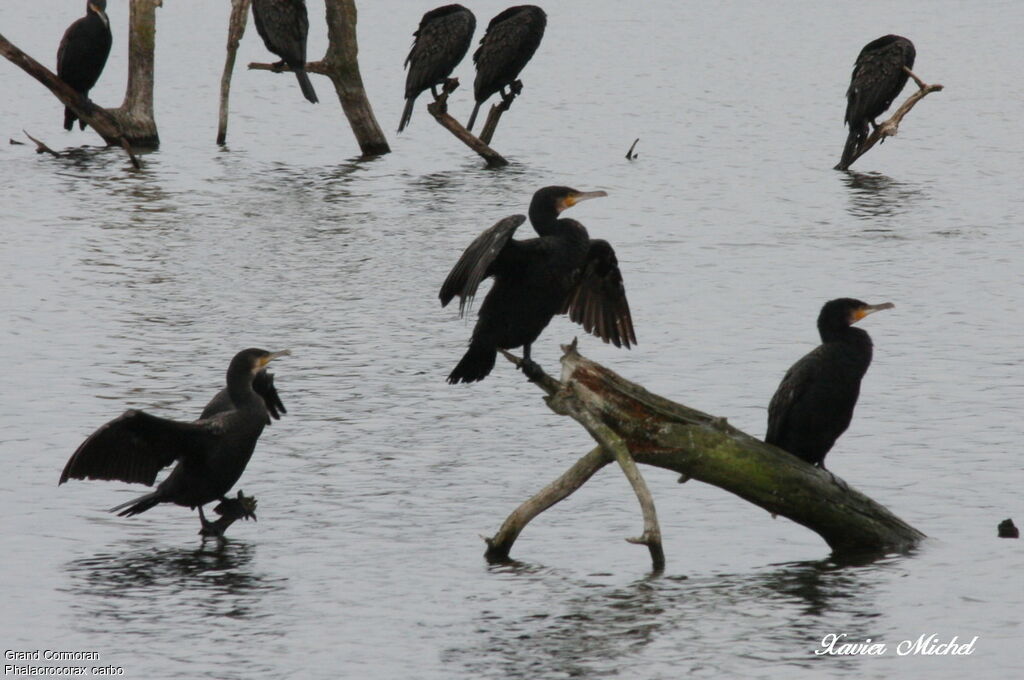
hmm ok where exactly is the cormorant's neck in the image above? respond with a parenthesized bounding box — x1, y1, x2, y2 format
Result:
(819, 324, 873, 350)
(529, 202, 562, 236)
(227, 370, 259, 407)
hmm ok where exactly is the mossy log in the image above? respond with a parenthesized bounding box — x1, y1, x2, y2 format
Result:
(247, 0, 390, 156)
(0, 0, 161, 156)
(485, 342, 925, 569)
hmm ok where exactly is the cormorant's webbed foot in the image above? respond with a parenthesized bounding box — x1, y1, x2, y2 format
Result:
(510, 79, 524, 97)
(270, 60, 286, 73)
(197, 506, 225, 539)
(215, 491, 258, 522)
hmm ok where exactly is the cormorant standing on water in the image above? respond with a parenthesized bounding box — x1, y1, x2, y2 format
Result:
(440, 186, 635, 384)
(836, 35, 916, 170)
(57, 0, 112, 131)
(466, 5, 546, 131)
(252, 0, 319, 104)
(399, 5, 476, 133)
(60, 348, 289, 536)
(765, 299, 893, 469)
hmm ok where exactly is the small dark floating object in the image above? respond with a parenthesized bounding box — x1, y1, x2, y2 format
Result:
(837, 35, 916, 170)
(252, 0, 319, 104)
(766, 298, 894, 469)
(399, 4, 476, 133)
(57, 0, 113, 131)
(998, 519, 1019, 539)
(440, 186, 635, 384)
(59, 348, 289, 537)
(467, 5, 546, 131)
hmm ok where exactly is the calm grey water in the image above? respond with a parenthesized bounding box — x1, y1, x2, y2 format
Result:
(1, 1, 1022, 678)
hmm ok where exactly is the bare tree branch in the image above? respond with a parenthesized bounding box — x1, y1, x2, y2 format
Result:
(836, 68, 944, 171)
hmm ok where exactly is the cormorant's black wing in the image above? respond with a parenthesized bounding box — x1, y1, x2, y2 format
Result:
(562, 239, 636, 349)
(472, 6, 547, 94)
(252, 0, 310, 66)
(439, 214, 527, 316)
(765, 347, 822, 445)
(405, 5, 476, 97)
(59, 411, 221, 486)
(844, 36, 916, 127)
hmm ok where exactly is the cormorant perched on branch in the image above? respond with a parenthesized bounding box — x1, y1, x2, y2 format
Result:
(399, 4, 476, 133)
(440, 186, 635, 384)
(466, 5, 546, 131)
(837, 35, 916, 170)
(57, 0, 112, 131)
(60, 348, 290, 536)
(252, 0, 319, 104)
(766, 299, 893, 469)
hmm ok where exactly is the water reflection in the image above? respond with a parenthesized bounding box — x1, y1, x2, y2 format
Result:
(63, 541, 285, 630)
(840, 170, 926, 223)
(452, 555, 903, 678)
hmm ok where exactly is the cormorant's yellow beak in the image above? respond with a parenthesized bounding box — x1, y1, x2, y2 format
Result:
(852, 302, 894, 323)
(559, 190, 607, 212)
(258, 350, 291, 368)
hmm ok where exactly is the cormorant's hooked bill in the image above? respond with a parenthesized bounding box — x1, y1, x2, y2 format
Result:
(766, 299, 893, 469)
(59, 348, 290, 538)
(440, 185, 635, 384)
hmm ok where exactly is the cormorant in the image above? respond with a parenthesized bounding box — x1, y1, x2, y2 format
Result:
(59, 348, 289, 536)
(466, 5, 546, 131)
(399, 5, 476, 133)
(252, 0, 319, 104)
(765, 299, 893, 469)
(440, 186, 635, 383)
(837, 35, 916, 170)
(56, 0, 113, 131)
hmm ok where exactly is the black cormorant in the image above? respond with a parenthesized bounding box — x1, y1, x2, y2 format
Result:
(56, 0, 113, 131)
(837, 35, 916, 170)
(252, 0, 319, 104)
(466, 5, 546, 131)
(59, 348, 289, 535)
(399, 5, 476, 133)
(765, 299, 893, 469)
(440, 186, 635, 383)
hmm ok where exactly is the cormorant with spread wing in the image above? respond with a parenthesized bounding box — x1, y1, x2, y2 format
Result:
(766, 299, 893, 469)
(57, 0, 112, 131)
(836, 35, 916, 170)
(60, 348, 289, 536)
(252, 0, 319, 104)
(466, 5, 546, 131)
(440, 186, 635, 384)
(399, 5, 476, 133)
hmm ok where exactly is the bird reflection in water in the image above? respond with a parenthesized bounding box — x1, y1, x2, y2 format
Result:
(63, 541, 284, 626)
(841, 171, 925, 223)
(452, 555, 900, 677)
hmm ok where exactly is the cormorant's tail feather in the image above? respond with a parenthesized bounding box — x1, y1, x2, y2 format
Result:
(447, 341, 495, 384)
(295, 69, 319, 104)
(836, 123, 867, 171)
(466, 101, 482, 132)
(398, 96, 416, 133)
(64, 107, 76, 131)
(109, 491, 162, 517)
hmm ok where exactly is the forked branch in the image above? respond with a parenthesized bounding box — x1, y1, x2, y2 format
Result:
(837, 67, 944, 171)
